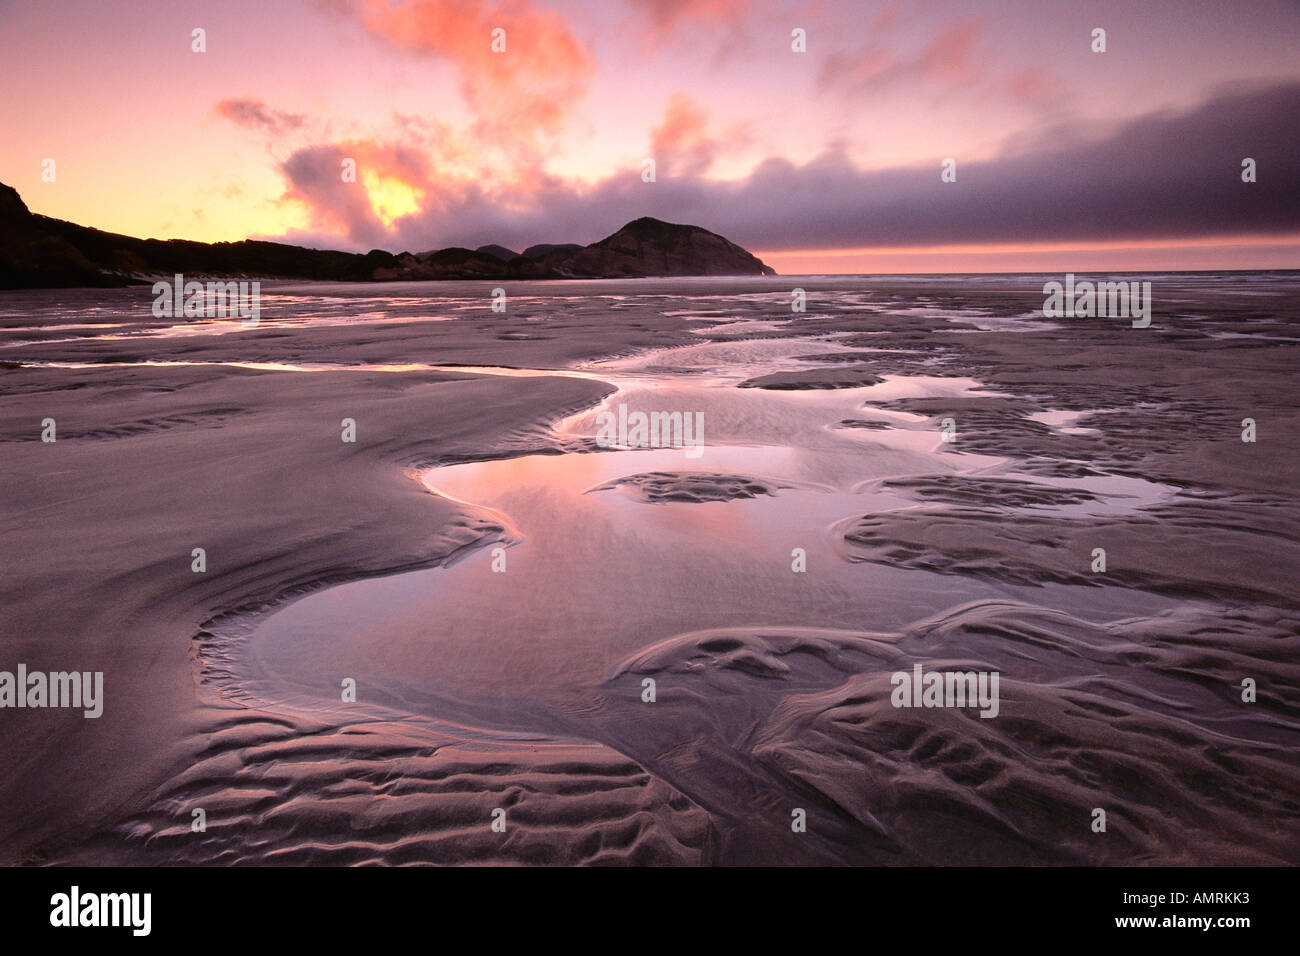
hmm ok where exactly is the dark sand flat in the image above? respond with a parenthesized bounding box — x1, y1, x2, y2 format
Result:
(1, 275, 1297, 865)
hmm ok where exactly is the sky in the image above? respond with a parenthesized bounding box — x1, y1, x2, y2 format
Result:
(2, 0, 1298, 273)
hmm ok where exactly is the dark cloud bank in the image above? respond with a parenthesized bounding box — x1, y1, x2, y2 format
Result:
(272, 81, 1300, 254)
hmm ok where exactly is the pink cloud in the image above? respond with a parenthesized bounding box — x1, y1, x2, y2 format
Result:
(630, 0, 750, 30)
(820, 19, 985, 95)
(353, 0, 595, 149)
(651, 93, 720, 177)
(215, 97, 307, 136)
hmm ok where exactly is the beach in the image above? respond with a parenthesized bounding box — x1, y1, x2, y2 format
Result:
(1, 274, 1297, 865)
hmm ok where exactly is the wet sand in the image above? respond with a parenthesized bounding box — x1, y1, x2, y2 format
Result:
(1, 275, 1297, 865)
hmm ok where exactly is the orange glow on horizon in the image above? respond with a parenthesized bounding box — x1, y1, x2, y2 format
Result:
(757, 234, 1300, 275)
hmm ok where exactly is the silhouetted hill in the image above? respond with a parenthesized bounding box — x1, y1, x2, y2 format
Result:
(0, 182, 776, 287)
(554, 217, 776, 277)
(0, 184, 110, 288)
(475, 244, 520, 261)
(521, 242, 581, 259)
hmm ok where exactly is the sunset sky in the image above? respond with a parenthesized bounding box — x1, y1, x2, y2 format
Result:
(2, 0, 1298, 273)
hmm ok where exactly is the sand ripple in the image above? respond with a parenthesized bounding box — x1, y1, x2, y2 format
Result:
(599, 601, 1300, 864)
(590, 471, 786, 503)
(53, 709, 710, 865)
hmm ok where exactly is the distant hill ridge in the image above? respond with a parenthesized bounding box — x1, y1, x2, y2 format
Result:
(0, 182, 775, 289)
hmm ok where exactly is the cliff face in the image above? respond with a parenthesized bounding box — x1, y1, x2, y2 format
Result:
(0, 181, 776, 287)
